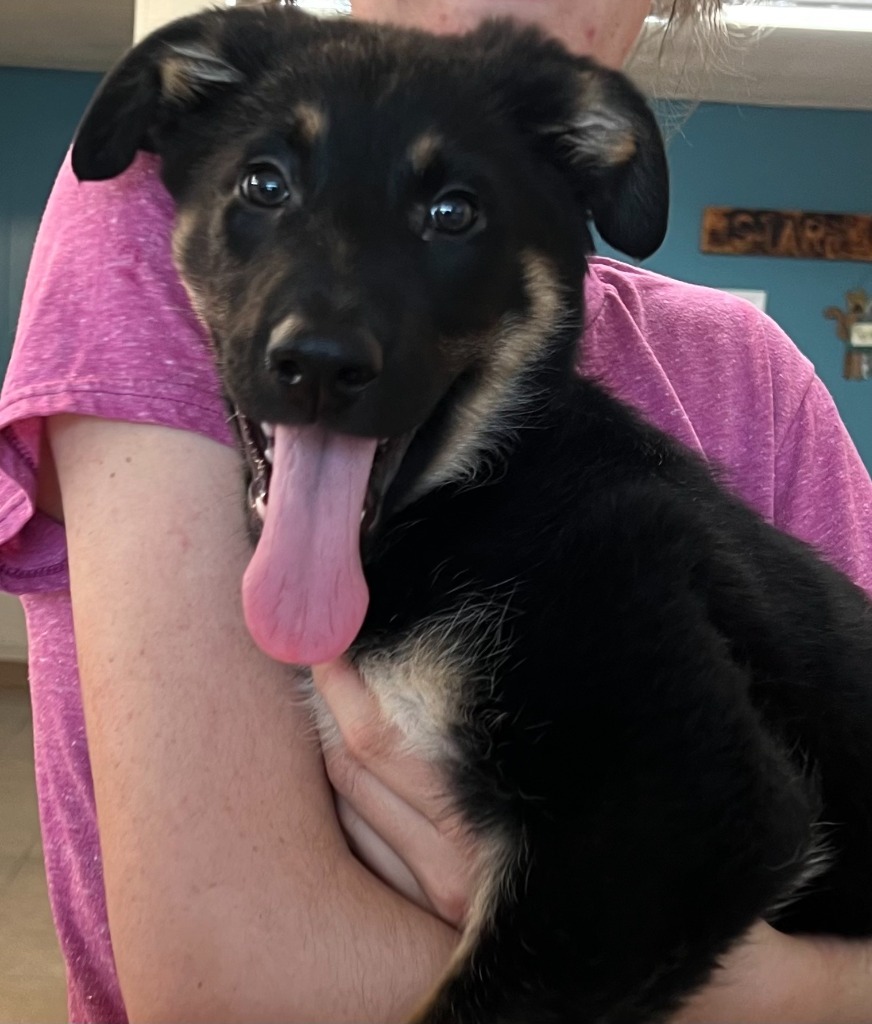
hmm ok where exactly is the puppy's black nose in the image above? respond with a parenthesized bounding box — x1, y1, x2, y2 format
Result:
(266, 333, 382, 408)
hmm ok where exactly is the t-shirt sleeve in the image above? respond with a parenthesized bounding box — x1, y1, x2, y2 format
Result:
(0, 152, 234, 595)
(772, 374, 872, 598)
(583, 259, 872, 599)
(739, 303, 872, 599)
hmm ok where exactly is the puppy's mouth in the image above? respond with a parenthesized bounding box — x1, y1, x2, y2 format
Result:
(235, 412, 412, 666)
(238, 416, 409, 535)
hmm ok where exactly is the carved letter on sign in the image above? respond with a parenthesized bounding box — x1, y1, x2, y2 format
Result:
(701, 208, 872, 262)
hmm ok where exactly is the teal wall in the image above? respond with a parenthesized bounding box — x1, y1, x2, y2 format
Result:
(0, 67, 101, 368)
(0, 67, 870, 467)
(610, 102, 872, 471)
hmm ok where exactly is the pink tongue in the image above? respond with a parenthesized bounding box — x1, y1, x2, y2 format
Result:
(242, 424, 378, 665)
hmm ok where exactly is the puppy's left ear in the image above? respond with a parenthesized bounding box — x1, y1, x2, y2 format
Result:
(542, 63, 669, 260)
(72, 14, 245, 182)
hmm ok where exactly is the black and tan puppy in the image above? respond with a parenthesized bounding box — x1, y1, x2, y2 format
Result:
(72, 6, 872, 1022)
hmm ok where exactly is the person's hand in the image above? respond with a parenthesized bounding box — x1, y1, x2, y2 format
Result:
(311, 658, 481, 929)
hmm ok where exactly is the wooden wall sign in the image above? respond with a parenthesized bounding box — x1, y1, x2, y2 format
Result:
(701, 207, 872, 262)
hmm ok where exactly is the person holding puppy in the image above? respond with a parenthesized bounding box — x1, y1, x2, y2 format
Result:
(1, 1, 871, 1022)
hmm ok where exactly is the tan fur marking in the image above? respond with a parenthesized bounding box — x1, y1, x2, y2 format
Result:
(606, 132, 637, 166)
(160, 58, 199, 103)
(171, 213, 236, 344)
(171, 212, 212, 327)
(542, 70, 638, 168)
(268, 313, 309, 350)
(415, 251, 566, 497)
(409, 830, 519, 1023)
(294, 102, 328, 146)
(171, 209, 196, 273)
(160, 43, 242, 104)
(408, 131, 443, 175)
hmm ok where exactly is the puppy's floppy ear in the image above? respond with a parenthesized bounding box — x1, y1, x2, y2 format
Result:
(71, 16, 244, 182)
(542, 64, 669, 260)
(473, 22, 668, 259)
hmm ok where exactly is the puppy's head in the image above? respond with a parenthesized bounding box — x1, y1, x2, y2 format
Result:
(73, 6, 668, 664)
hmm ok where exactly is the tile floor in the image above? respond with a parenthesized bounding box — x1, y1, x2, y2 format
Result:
(0, 668, 68, 1024)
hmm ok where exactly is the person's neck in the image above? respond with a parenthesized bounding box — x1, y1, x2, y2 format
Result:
(348, 0, 645, 69)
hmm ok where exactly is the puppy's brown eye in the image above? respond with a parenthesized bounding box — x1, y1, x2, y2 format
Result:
(427, 191, 480, 236)
(240, 164, 291, 208)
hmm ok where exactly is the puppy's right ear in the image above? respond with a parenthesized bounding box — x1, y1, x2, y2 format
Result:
(72, 18, 244, 182)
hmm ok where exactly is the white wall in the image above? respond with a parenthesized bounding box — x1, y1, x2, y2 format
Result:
(0, 593, 28, 663)
(134, 0, 209, 41)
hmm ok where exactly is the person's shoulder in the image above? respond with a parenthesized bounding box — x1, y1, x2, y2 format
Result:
(588, 257, 773, 336)
(1, 148, 231, 451)
(48, 149, 173, 245)
(580, 257, 823, 511)
(585, 256, 813, 385)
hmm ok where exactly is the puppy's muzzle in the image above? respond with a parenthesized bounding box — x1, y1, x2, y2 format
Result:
(266, 329, 383, 421)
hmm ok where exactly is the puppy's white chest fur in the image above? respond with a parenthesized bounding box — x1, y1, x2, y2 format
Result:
(306, 598, 509, 763)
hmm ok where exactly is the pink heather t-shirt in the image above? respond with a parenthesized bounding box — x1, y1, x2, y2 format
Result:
(2, 153, 872, 1023)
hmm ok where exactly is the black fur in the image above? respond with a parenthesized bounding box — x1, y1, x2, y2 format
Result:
(72, 8, 872, 1023)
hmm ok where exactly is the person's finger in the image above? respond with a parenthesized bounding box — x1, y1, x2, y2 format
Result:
(333, 795, 433, 913)
(313, 659, 458, 823)
(323, 738, 475, 927)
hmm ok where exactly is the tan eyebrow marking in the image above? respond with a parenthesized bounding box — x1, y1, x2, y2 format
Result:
(293, 102, 328, 146)
(408, 131, 444, 175)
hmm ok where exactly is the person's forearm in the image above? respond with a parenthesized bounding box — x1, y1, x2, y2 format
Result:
(673, 923, 872, 1024)
(129, 848, 457, 1024)
(52, 416, 455, 1023)
(811, 936, 872, 1024)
